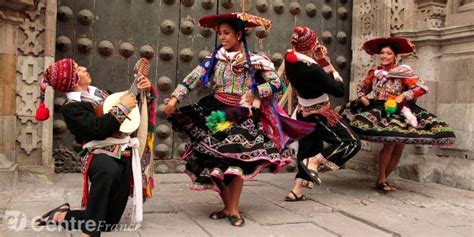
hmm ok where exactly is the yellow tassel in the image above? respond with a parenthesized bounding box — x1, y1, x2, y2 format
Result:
(216, 121, 233, 132)
(147, 133, 154, 149)
(143, 184, 152, 198)
(385, 96, 398, 116)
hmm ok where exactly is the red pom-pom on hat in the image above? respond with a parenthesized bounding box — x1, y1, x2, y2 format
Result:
(285, 49, 298, 63)
(35, 58, 78, 122)
(35, 102, 50, 121)
(293, 26, 306, 35)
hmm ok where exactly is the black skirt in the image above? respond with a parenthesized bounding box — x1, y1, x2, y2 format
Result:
(336, 99, 456, 145)
(168, 94, 293, 192)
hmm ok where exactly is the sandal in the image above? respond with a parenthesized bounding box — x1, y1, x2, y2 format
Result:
(35, 203, 70, 226)
(375, 182, 392, 193)
(228, 215, 245, 227)
(284, 191, 307, 202)
(385, 181, 397, 191)
(209, 210, 228, 220)
(299, 158, 322, 185)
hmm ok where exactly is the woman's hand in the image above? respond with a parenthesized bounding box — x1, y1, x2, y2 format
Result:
(313, 45, 327, 59)
(240, 91, 257, 116)
(395, 94, 405, 103)
(374, 70, 387, 80)
(137, 75, 152, 92)
(332, 71, 344, 82)
(163, 97, 178, 116)
(360, 96, 370, 107)
(243, 91, 256, 106)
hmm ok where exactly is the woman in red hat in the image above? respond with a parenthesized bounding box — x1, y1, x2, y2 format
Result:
(164, 13, 313, 226)
(283, 26, 361, 201)
(337, 37, 456, 192)
(35, 59, 155, 237)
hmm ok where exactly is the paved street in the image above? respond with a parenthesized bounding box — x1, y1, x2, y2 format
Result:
(1, 170, 473, 236)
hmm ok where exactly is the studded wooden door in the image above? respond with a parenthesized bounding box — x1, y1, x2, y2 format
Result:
(53, 0, 353, 173)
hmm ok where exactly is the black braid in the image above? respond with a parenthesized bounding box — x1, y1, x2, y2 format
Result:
(242, 33, 257, 91)
(200, 44, 222, 87)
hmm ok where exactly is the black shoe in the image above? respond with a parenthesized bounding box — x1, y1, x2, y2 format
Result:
(209, 210, 228, 220)
(35, 203, 70, 226)
(299, 158, 322, 185)
(375, 182, 393, 193)
(284, 191, 307, 202)
(228, 215, 245, 227)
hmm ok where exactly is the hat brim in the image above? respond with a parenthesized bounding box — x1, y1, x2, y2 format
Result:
(362, 37, 415, 55)
(199, 12, 271, 31)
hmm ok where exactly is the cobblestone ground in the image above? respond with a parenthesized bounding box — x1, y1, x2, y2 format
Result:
(1, 170, 473, 237)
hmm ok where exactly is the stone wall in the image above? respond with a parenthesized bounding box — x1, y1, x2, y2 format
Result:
(3, 0, 472, 191)
(0, 6, 22, 190)
(0, 0, 55, 190)
(348, 0, 474, 191)
(15, 0, 56, 178)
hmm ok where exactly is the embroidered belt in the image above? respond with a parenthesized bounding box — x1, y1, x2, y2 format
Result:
(299, 101, 331, 116)
(214, 92, 242, 107)
(298, 101, 341, 127)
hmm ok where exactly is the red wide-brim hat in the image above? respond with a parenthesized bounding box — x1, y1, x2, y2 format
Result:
(199, 12, 272, 31)
(362, 37, 415, 55)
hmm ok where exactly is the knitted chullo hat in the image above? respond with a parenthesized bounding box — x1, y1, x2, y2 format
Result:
(36, 58, 79, 121)
(291, 26, 319, 52)
(285, 26, 319, 63)
(285, 26, 332, 71)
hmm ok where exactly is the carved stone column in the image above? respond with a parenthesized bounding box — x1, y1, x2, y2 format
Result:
(0, 0, 34, 190)
(15, 0, 56, 178)
(446, 0, 474, 25)
(351, 0, 391, 98)
(348, 0, 395, 174)
(415, 0, 447, 28)
(459, 0, 474, 11)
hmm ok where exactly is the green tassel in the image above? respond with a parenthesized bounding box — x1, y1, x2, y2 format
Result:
(215, 111, 226, 122)
(206, 110, 227, 133)
(385, 106, 397, 116)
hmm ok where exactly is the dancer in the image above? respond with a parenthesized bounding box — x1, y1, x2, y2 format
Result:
(164, 13, 313, 226)
(284, 26, 361, 201)
(338, 37, 456, 192)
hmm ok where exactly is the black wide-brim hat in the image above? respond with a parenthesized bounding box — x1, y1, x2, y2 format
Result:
(363, 37, 415, 55)
(199, 12, 272, 31)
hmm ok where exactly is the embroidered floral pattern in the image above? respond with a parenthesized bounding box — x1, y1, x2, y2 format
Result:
(357, 65, 427, 101)
(171, 50, 281, 101)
